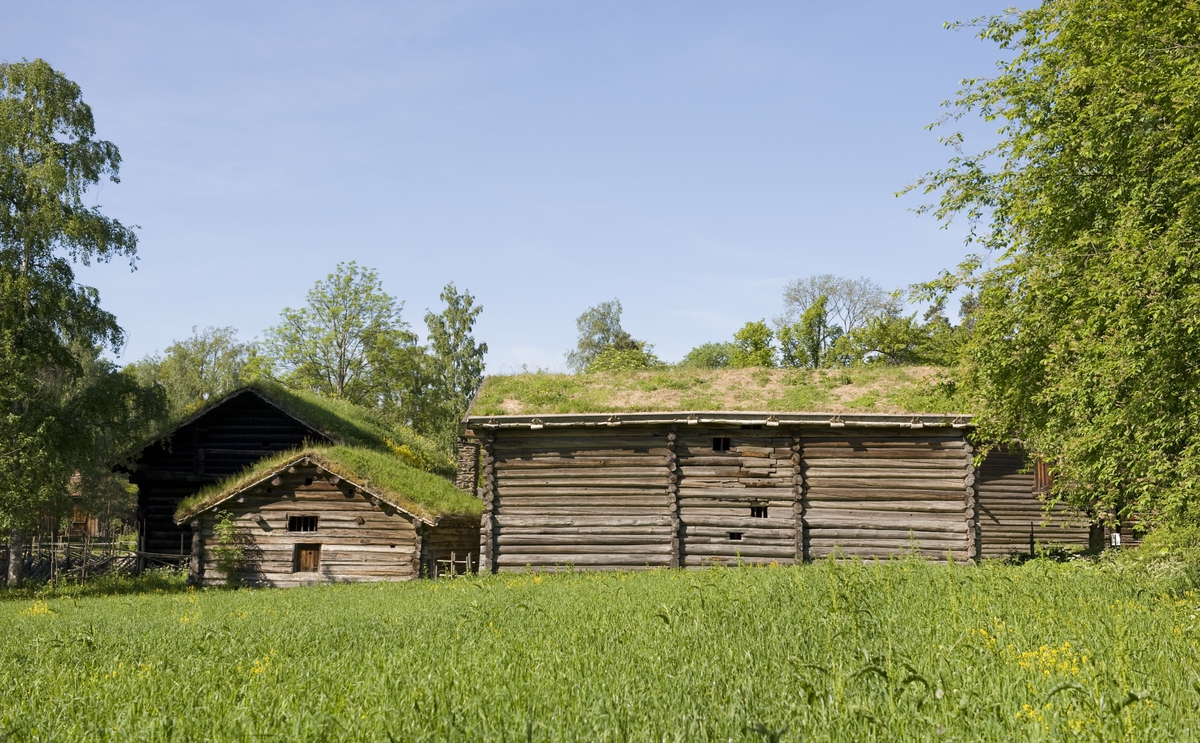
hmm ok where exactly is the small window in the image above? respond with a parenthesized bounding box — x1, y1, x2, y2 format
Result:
(294, 544, 320, 573)
(728, 531, 743, 541)
(741, 424, 763, 430)
(288, 515, 318, 532)
(303, 477, 313, 486)
(750, 506, 768, 518)
(713, 437, 731, 452)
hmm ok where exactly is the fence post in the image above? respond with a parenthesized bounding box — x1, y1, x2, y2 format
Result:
(6, 531, 23, 588)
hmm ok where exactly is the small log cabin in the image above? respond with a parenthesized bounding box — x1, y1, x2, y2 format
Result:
(463, 369, 1093, 571)
(174, 446, 482, 586)
(118, 381, 454, 561)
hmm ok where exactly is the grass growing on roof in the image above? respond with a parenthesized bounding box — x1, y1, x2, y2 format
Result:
(470, 365, 968, 416)
(240, 380, 453, 477)
(175, 445, 482, 524)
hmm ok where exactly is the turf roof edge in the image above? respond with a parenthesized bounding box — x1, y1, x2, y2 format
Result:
(174, 448, 478, 526)
(464, 410, 974, 429)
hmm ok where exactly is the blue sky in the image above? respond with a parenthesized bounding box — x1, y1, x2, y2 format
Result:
(2, 1, 1006, 371)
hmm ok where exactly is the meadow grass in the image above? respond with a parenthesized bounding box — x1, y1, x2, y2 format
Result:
(2, 556, 1198, 741)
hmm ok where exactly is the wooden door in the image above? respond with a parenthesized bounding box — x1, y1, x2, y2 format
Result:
(294, 544, 320, 572)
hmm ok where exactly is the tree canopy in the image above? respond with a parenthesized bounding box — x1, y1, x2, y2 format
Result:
(567, 299, 642, 372)
(908, 0, 1200, 527)
(132, 326, 259, 416)
(264, 262, 420, 407)
(0, 60, 159, 567)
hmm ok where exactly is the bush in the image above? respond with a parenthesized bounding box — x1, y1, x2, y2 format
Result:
(678, 342, 735, 369)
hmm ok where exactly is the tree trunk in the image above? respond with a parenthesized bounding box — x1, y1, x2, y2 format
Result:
(7, 530, 24, 588)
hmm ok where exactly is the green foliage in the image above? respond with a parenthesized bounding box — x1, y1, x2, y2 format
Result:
(262, 266, 486, 454)
(0, 60, 157, 537)
(263, 261, 421, 407)
(834, 313, 929, 365)
(777, 275, 898, 335)
(207, 510, 244, 584)
(586, 345, 664, 373)
(566, 299, 641, 372)
(778, 295, 844, 368)
(131, 326, 256, 417)
(730, 321, 775, 368)
(417, 283, 488, 447)
(678, 342, 735, 369)
(0, 559, 1194, 739)
(907, 0, 1200, 526)
(177, 445, 481, 524)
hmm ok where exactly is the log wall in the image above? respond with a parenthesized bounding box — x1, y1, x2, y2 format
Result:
(802, 431, 974, 561)
(481, 424, 1079, 569)
(676, 428, 798, 567)
(976, 450, 1091, 557)
(489, 429, 674, 571)
(196, 462, 474, 587)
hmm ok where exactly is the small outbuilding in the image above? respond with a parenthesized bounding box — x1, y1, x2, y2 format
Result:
(174, 446, 482, 587)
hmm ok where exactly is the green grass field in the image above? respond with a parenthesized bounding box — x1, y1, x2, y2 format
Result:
(2, 557, 1198, 741)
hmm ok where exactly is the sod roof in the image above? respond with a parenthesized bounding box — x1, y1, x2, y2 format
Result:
(175, 445, 483, 525)
(467, 366, 968, 418)
(140, 380, 454, 479)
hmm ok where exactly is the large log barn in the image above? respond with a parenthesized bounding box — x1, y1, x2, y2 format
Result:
(462, 368, 1094, 571)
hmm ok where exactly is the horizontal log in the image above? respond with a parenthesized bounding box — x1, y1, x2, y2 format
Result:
(496, 496, 672, 507)
(683, 544, 796, 558)
(804, 489, 967, 501)
(497, 525, 673, 536)
(804, 501, 967, 514)
(495, 516, 674, 528)
(496, 554, 672, 566)
(809, 547, 969, 561)
(807, 515, 968, 532)
(808, 458, 971, 470)
(496, 534, 670, 546)
(494, 543, 673, 555)
(496, 457, 669, 469)
(684, 530, 795, 542)
(679, 499, 794, 510)
(806, 477, 969, 489)
(497, 507, 671, 518)
(498, 467, 669, 478)
(494, 488, 670, 498)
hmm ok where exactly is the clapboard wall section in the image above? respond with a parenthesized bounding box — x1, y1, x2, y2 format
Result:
(975, 450, 1091, 557)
